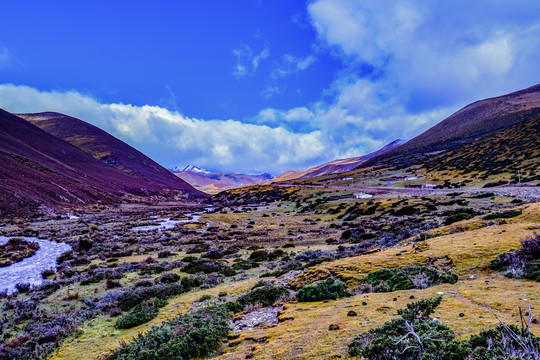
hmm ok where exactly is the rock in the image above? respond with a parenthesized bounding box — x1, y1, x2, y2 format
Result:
(347, 310, 357, 317)
(362, 301, 367, 306)
(329, 324, 340, 330)
(245, 352, 254, 359)
(409, 295, 415, 299)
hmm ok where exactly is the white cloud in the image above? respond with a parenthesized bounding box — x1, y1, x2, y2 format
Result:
(261, 84, 281, 99)
(232, 44, 270, 79)
(272, 54, 317, 78)
(308, 0, 540, 109)
(0, 84, 351, 175)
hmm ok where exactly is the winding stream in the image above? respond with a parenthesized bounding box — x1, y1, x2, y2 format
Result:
(0, 236, 71, 294)
(130, 215, 202, 232)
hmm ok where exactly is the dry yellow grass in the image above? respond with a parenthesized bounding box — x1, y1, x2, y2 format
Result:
(217, 276, 540, 360)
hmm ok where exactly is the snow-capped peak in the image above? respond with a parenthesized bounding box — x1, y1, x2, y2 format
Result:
(170, 164, 209, 174)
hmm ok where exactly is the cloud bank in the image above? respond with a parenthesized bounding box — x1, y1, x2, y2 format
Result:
(0, 84, 335, 175)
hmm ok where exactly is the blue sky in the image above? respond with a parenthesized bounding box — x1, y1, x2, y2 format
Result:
(1, 0, 540, 175)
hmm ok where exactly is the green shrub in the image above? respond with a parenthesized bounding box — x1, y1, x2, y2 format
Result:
(348, 297, 469, 360)
(364, 268, 413, 291)
(397, 296, 442, 321)
(181, 260, 236, 276)
(364, 266, 457, 292)
(490, 232, 540, 281)
(445, 212, 474, 225)
(226, 285, 289, 312)
(109, 304, 230, 360)
(483, 210, 522, 220)
(198, 294, 212, 302)
(524, 259, 540, 281)
(297, 278, 350, 302)
(237, 286, 289, 307)
(115, 304, 158, 329)
(469, 324, 540, 359)
(348, 297, 540, 360)
(118, 284, 183, 311)
(232, 259, 260, 270)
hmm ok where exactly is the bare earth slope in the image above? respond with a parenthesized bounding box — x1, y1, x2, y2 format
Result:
(270, 139, 406, 183)
(0, 109, 202, 217)
(363, 84, 540, 169)
(18, 112, 197, 193)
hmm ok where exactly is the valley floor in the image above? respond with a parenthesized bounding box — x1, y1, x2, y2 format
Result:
(0, 185, 539, 360)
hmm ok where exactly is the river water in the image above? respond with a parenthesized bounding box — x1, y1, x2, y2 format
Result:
(131, 214, 202, 232)
(0, 236, 72, 294)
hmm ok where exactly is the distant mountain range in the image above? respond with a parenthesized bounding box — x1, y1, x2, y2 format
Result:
(269, 139, 407, 183)
(0, 110, 203, 217)
(171, 165, 273, 194)
(170, 164, 210, 174)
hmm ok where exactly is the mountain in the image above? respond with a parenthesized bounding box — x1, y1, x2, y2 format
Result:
(17, 112, 198, 193)
(362, 84, 540, 170)
(170, 164, 209, 174)
(0, 109, 203, 217)
(421, 112, 540, 182)
(171, 166, 273, 194)
(269, 139, 406, 183)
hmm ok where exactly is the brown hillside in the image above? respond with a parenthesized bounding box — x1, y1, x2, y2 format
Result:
(422, 113, 540, 180)
(0, 109, 202, 218)
(363, 84, 540, 169)
(17, 112, 198, 193)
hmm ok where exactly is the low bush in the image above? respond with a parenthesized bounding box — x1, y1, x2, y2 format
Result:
(490, 232, 540, 281)
(181, 259, 236, 276)
(115, 303, 159, 329)
(226, 285, 289, 312)
(108, 304, 230, 360)
(348, 297, 540, 360)
(363, 266, 457, 292)
(249, 249, 284, 262)
(483, 209, 522, 220)
(297, 278, 350, 302)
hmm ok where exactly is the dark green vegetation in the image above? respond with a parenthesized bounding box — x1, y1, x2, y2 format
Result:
(362, 266, 458, 292)
(297, 278, 350, 302)
(490, 232, 540, 281)
(349, 297, 540, 360)
(115, 303, 160, 329)
(0, 238, 39, 267)
(108, 304, 230, 360)
(227, 284, 289, 312)
(483, 209, 522, 220)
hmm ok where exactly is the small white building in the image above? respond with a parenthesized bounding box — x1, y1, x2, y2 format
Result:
(354, 192, 373, 199)
(342, 177, 353, 181)
(404, 176, 418, 181)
